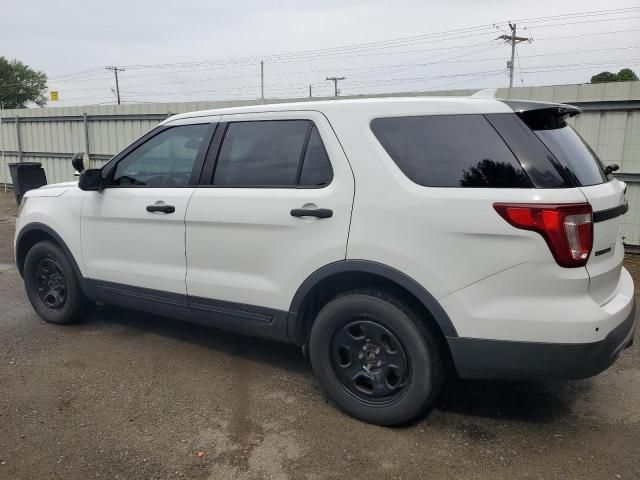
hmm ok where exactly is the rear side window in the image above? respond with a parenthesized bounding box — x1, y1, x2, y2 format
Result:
(485, 113, 566, 188)
(518, 109, 607, 186)
(371, 115, 532, 188)
(212, 121, 332, 187)
(299, 126, 333, 187)
(214, 121, 308, 186)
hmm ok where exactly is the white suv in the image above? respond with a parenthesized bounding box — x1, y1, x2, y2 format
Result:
(14, 97, 636, 425)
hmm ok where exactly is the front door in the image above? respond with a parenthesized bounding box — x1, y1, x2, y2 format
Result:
(82, 121, 215, 295)
(185, 111, 355, 313)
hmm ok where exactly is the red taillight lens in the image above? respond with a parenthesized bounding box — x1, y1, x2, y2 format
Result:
(493, 203, 593, 267)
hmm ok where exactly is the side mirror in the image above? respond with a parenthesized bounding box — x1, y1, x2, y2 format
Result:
(71, 152, 85, 173)
(78, 169, 104, 191)
(604, 164, 620, 176)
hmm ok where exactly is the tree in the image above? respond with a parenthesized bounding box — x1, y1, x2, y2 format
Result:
(0, 57, 48, 108)
(591, 68, 638, 84)
(617, 68, 639, 82)
(590, 71, 618, 84)
(460, 159, 531, 188)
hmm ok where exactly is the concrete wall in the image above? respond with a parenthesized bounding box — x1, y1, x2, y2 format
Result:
(1, 82, 639, 244)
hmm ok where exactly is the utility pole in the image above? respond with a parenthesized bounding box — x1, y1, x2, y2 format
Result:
(326, 76, 346, 97)
(106, 66, 125, 105)
(260, 61, 264, 101)
(309, 84, 312, 98)
(497, 23, 530, 88)
(0, 100, 5, 192)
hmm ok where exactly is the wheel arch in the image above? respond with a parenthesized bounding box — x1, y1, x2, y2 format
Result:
(287, 260, 458, 345)
(15, 223, 84, 281)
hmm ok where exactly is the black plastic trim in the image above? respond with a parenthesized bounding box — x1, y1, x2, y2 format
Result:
(501, 99, 582, 116)
(15, 223, 82, 279)
(448, 298, 636, 380)
(593, 200, 629, 223)
(189, 296, 273, 323)
(15, 223, 96, 300)
(287, 260, 458, 343)
(89, 280, 290, 342)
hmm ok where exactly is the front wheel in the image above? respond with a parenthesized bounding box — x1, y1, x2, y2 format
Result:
(309, 291, 444, 426)
(23, 240, 91, 324)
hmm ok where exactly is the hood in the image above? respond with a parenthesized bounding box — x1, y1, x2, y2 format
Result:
(24, 181, 78, 198)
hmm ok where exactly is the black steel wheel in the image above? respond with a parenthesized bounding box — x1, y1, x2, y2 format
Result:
(310, 290, 444, 426)
(23, 240, 91, 325)
(331, 319, 410, 405)
(34, 257, 68, 310)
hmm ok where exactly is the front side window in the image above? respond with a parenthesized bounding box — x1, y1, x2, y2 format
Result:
(371, 115, 532, 188)
(213, 120, 332, 187)
(113, 124, 209, 186)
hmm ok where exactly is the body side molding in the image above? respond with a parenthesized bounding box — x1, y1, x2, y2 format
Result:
(91, 280, 290, 342)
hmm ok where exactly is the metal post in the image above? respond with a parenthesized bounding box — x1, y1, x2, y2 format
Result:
(0, 101, 5, 192)
(260, 61, 264, 101)
(15, 116, 22, 162)
(83, 113, 91, 168)
(309, 84, 312, 98)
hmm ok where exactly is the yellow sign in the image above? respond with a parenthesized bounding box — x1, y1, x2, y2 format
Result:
(50, 91, 59, 101)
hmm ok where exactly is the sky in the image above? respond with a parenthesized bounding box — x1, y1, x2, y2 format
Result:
(2, 0, 639, 106)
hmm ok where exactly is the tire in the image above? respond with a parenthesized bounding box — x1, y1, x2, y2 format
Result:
(309, 290, 444, 426)
(23, 240, 92, 325)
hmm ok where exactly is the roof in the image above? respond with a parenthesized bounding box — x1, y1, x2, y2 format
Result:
(161, 96, 515, 124)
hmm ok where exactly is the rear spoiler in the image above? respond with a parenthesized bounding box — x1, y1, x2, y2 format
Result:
(501, 99, 581, 118)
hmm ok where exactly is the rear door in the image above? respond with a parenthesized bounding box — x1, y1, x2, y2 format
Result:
(185, 110, 354, 313)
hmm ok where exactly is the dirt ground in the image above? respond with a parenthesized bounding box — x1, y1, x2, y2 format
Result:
(0, 189, 638, 480)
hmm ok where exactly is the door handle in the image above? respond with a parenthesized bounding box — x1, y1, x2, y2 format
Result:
(146, 204, 175, 214)
(290, 208, 333, 219)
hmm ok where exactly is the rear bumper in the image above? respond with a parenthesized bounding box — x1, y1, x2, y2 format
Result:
(448, 297, 636, 380)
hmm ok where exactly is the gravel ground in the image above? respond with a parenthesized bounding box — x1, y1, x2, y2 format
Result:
(0, 189, 638, 480)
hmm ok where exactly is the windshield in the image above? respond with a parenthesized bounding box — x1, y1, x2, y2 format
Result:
(518, 109, 608, 186)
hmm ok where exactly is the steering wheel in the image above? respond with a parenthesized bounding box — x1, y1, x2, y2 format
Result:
(163, 173, 190, 185)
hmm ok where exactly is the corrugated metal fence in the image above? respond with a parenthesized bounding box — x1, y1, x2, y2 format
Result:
(1, 82, 639, 244)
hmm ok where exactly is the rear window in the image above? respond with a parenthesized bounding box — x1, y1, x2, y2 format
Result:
(518, 109, 607, 186)
(370, 115, 532, 188)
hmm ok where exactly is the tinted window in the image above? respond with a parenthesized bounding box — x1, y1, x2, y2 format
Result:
(371, 115, 532, 188)
(486, 113, 566, 188)
(113, 124, 209, 186)
(299, 126, 333, 187)
(214, 120, 309, 186)
(519, 109, 607, 186)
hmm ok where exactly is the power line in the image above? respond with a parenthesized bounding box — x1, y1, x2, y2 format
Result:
(516, 46, 525, 86)
(36, 6, 640, 88)
(21, 7, 640, 105)
(110, 57, 640, 100)
(109, 7, 640, 72)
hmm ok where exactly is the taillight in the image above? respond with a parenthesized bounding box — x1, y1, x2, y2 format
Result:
(493, 203, 593, 267)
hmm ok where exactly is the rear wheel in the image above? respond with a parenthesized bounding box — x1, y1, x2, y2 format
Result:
(309, 291, 443, 425)
(23, 240, 91, 324)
